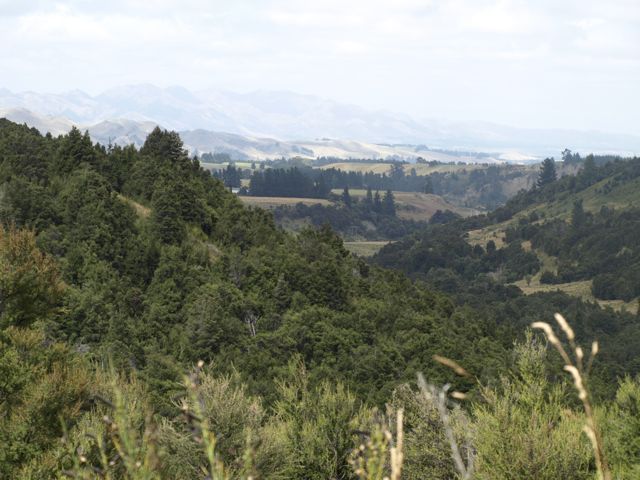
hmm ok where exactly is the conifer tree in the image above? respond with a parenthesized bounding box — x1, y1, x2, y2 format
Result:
(382, 189, 396, 216)
(537, 158, 557, 187)
(341, 186, 352, 208)
(53, 126, 97, 175)
(151, 177, 185, 244)
(373, 190, 382, 213)
(365, 186, 373, 207)
(571, 199, 586, 229)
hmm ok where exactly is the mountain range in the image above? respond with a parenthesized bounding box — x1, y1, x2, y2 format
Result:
(0, 107, 493, 162)
(1, 84, 639, 160)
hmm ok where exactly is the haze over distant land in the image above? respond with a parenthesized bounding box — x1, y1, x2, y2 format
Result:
(2, 1, 639, 136)
(1, 85, 639, 160)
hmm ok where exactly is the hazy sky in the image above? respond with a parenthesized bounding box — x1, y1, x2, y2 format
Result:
(1, 0, 639, 134)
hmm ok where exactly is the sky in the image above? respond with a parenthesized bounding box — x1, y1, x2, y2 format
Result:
(1, 0, 639, 134)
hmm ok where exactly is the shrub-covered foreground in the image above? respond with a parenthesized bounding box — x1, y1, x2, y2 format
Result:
(2, 224, 640, 479)
(5, 318, 640, 478)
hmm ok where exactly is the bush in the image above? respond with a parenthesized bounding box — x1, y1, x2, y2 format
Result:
(472, 338, 593, 479)
(540, 270, 557, 284)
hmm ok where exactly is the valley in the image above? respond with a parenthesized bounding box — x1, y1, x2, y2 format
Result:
(2, 117, 640, 478)
(4, 0, 640, 476)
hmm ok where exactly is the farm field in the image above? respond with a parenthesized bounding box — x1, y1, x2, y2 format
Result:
(504, 241, 640, 314)
(512, 277, 639, 314)
(316, 161, 488, 175)
(239, 196, 331, 208)
(333, 189, 479, 220)
(201, 161, 256, 171)
(240, 190, 476, 222)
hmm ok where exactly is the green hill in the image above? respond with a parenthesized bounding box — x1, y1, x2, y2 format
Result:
(3, 117, 640, 478)
(0, 118, 510, 476)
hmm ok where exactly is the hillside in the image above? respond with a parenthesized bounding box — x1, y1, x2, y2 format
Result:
(4, 118, 640, 478)
(376, 155, 640, 312)
(329, 189, 478, 221)
(0, 107, 503, 161)
(0, 118, 516, 476)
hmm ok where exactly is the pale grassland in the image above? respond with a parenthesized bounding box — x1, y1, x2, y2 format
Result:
(343, 241, 392, 257)
(118, 194, 151, 218)
(318, 162, 395, 174)
(316, 162, 485, 176)
(514, 176, 640, 223)
(468, 229, 640, 314)
(392, 192, 479, 221)
(466, 226, 507, 249)
(514, 278, 639, 314)
(239, 196, 331, 208)
(332, 189, 479, 221)
(201, 161, 256, 171)
(511, 245, 639, 314)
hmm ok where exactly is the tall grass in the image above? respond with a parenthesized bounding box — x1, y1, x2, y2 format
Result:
(532, 313, 611, 480)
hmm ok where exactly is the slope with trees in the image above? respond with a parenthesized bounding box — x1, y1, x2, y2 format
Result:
(5, 118, 640, 478)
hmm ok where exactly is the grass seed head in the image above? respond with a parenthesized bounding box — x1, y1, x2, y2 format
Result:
(531, 322, 561, 347)
(554, 313, 575, 341)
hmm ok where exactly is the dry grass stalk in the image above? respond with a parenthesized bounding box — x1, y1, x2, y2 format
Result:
(350, 409, 404, 480)
(433, 355, 472, 378)
(532, 313, 611, 480)
(389, 409, 404, 480)
(417, 374, 474, 480)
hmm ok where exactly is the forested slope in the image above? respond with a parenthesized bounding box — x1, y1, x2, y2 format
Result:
(374, 155, 640, 395)
(0, 119, 506, 476)
(4, 119, 640, 479)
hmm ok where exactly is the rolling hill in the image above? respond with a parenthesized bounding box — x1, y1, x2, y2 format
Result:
(0, 107, 502, 162)
(2, 84, 640, 156)
(376, 154, 640, 312)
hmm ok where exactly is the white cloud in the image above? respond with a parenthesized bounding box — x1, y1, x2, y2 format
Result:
(0, 0, 638, 134)
(455, 0, 540, 34)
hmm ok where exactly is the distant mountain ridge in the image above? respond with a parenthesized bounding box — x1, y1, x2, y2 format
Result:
(1, 107, 487, 162)
(0, 84, 427, 144)
(1, 84, 639, 157)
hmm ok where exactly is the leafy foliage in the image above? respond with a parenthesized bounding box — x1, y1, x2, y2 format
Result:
(3, 118, 640, 478)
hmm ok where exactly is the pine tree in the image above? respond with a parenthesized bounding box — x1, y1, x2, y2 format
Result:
(365, 186, 373, 207)
(579, 154, 597, 188)
(151, 177, 185, 244)
(571, 199, 586, 229)
(141, 127, 187, 166)
(382, 189, 396, 216)
(54, 127, 97, 175)
(341, 186, 352, 208)
(537, 158, 557, 188)
(424, 177, 434, 194)
(373, 190, 382, 213)
(561, 148, 574, 165)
